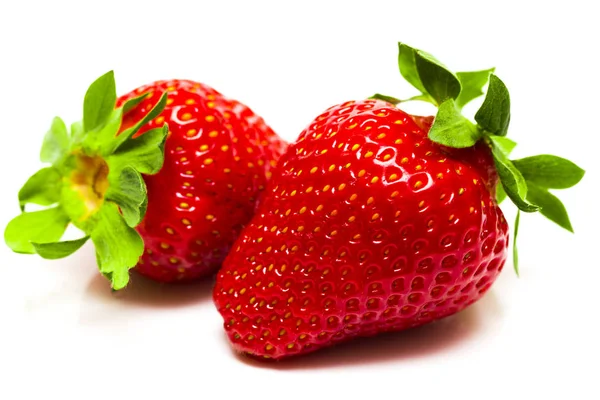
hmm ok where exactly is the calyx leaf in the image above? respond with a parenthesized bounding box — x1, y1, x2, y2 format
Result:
(414, 50, 461, 106)
(70, 121, 84, 141)
(369, 93, 402, 105)
(512, 155, 585, 189)
(455, 68, 495, 109)
(108, 124, 169, 175)
(496, 183, 507, 204)
(41, 117, 70, 164)
(398, 43, 429, 96)
(83, 70, 117, 133)
(490, 144, 539, 213)
(91, 203, 144, 290)
(526, 184, 573, 232)
(475, 74, 511, 136)
(513, 210, 521, 275)
(428, 99, 480, 148)
(4, 207, 69, 254)
(105, 166, 148, 227)
(487, 135, 516, 157)
(93, 107, 124, 154)
(397, 43, 461, 106)
(32, 236, 90, 259)
(123, 92, 148, 114)
(18, 167, 62, 211)
(112, 91, 168, 152)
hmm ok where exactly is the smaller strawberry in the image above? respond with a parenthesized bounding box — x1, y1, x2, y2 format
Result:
(3, 72, 285, 290)
(116, 80, 285, 284)
(213, 43, 585, 360)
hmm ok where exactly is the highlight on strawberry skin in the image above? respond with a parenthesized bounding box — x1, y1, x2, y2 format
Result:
(212, 43, 585, 360)
(4, 72, 286, 290)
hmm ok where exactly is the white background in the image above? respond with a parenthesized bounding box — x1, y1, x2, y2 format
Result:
(1, 1, 598, 399)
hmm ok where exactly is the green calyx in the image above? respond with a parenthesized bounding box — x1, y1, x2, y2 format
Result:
(372, 43, 585, 274)
(4, 71, 169, 290)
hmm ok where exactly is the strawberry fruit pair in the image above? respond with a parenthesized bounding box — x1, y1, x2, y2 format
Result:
(5, 43, 584, 360)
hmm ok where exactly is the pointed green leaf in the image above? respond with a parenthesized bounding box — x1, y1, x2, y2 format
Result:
(70, 121, 84, 141)
(488, 135, 516, 157)
(475, 74, 511, 136)
(90, 202, 144, 290)
(512, 155, 585, 189)
(397, 43, 463, 105)
(398, 43, 429, 95)
(404, 94, 433, 102)
(4, 207, 69, 254)
(123, 92, 149, 114)
(526, 184, 573, 232)
(32, 236, 90, 259)
(40, 117, 70, 164)
(83, 71, 117, 133)
(369, 93, 402, 105)
(414, 50, 461, 105)
(93, 108, 124, 154)
(111, 92, 168, 151)
(94, 92, 158, 155)
(496, 183, 507, 204)
(455, 68, 495, 109)
(18, 167, 62, 211)
(108, 125, 168, 175)
(491, 145, 539, 212)
(513, 210, 520, 275)
(428, 98, 481, 148)
(105, 166, 148, 227)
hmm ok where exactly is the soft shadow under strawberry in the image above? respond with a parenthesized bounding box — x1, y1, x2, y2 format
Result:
(230, 289, 501, 370)
(84, 271, 215, 308)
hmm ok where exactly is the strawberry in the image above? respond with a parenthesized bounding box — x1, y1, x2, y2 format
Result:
(4, 72, 285, 289)
(213, 43, 584, 360)
(117, 80, 285, 283)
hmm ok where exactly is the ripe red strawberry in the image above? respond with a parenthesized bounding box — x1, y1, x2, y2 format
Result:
(4, 72, 285, 289)
(117, 80, 285, 283)
(213, 43, 584, 360)
(214, 100, 507, 359)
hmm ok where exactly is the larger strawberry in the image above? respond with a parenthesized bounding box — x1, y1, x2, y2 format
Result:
(213, 43, 584, 360)
(4, 72, 285, 289)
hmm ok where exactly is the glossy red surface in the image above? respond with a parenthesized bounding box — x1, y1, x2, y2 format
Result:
(117, 81, 286, 282)
(214, 100, 509, 359)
